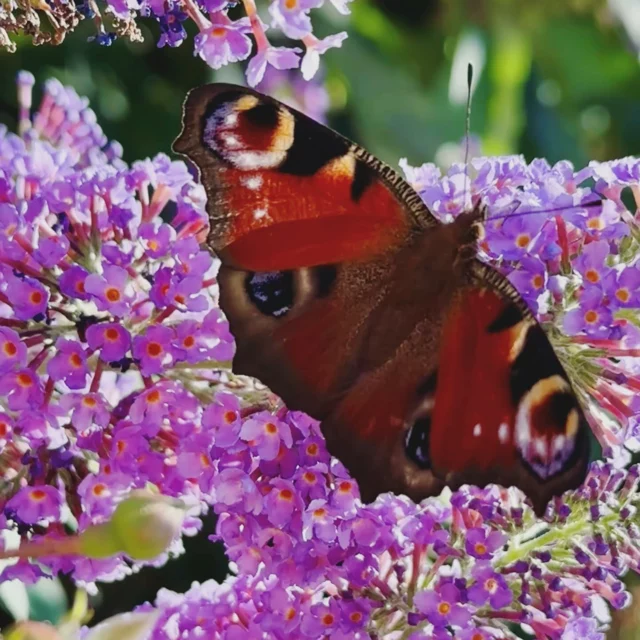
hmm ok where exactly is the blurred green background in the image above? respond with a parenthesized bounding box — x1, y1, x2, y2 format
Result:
(2, 0, 640, 636)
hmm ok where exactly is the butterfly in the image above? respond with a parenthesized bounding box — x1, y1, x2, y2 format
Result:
(173, 83, 590, 514)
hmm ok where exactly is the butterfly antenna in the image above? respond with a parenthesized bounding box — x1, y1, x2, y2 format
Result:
(487, 199, 602, 222)
(463, 63, 473, 209)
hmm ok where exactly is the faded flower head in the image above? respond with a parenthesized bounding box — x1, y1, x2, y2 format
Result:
(1, 73, 640, 640)
(0, 0, 349, 87)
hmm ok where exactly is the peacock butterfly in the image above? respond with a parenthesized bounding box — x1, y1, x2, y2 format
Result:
(173, 83, 589, 515)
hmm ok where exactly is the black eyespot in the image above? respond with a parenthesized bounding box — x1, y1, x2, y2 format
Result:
(245, 271, 294, 317)
(244, 102, 279, 129)
(404, 416, 432, 468)
(314, 265, 337, 298)
(510, 324, 566, 404)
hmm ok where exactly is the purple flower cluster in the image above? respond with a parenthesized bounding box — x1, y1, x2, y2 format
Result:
(1, 73, 640, 640)
(0, 0, 349, 87)
(0, 72, 233, 589)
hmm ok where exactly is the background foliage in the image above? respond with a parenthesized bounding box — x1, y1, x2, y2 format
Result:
(1, 0, 640, 636)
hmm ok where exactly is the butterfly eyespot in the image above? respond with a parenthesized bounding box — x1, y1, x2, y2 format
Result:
(404, 415, 432, 469)
(245, 271, 294, 318)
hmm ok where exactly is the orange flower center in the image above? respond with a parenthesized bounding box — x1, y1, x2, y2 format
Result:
(17, 372, 32, 387)
(148, 239, 158, 250)
(587, 217, 603, 230)
(82, 396, 97, 407)
(285, 608, 296, 621)
(303, 471, 316, 483)
(321, 614, 334, 626)
(174, 294, 185, 304)
(350, 612, 363, 623)
(69, 352, 83, 368)
(92, 483, 107, 496)
(279, 489, 293, 501)
(75, 281, 85, 294)
(313, 508, 327, 518)
(585, 310, 598, 324)
(3, 342, 17, 356)
(306, 443, 319, 456)
(224, 410, 237, 423)
(265, 422, 278, 435)
(474, 542, 487, 555)
(285, 0, 297, 8)
(106, 287, 121, 302)
(515, 234, 530, 248)
(105, 328, 119, 341)
(585, 268, 599, 283)
(30, 489, 46, 501)
(485, 578, 498, 593)
(211, 27, 226, 37)
(338, 481, 352, 493)
(183, 336, 195, 348)
(616, 288, 630, 303)
(147, 390, 161, 403)
(437, 602, 451, 615)
(532, 274, 544, 289)
(29, 291, 43, 305)
(146, 342, 163, 357)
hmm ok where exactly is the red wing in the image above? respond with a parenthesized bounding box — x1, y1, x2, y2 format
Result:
(173, 83, 436, 271)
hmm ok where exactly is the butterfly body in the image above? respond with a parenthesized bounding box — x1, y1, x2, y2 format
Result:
(174, 84, 589, 513)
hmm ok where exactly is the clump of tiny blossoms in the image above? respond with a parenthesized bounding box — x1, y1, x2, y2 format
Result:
(2, 73, 640, 640)
(0, 0, 349, 87)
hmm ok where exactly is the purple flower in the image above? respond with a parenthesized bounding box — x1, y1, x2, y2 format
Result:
(301, 32, 348, 80)
(84, 265, 132, 317)
(563, 287, 613, 337)
(467, 566, 513, 609)
(464, 527, 506, 560)
(59, 392, 111, 433)
(0, 327, 27, 374)
(562, 617, 605, 640)
(59, 265, 91, 300)
(193, 15, 252, 70)
(573, 239, 612, 288)
(157, 6, 188, 48)
(240, 412, 293, 460)
(415, 582, 472, 629)
(46, 338, 89, 389)
(132, 325, 176, 375)
(138, 222, 175, 258)
(203, 393, 242, 448)
(5, 276, 49, 321)
(247, 45, 301, 88)
(268, 0, 323, 40)
(5, 486, 64, 524)
(86, 322, 131, 363)
(302, 499, 337, 542)
(0, 368, 44, 409)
